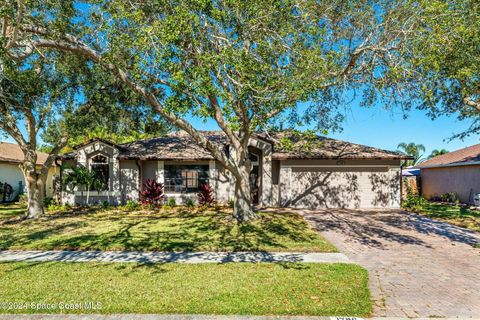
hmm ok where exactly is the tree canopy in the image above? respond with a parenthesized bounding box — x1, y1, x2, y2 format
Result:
(400, 0, 480, 139)
(1, 0, 478, 220)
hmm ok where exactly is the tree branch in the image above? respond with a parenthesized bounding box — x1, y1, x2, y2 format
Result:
(463, 96, 480, 112)
(5, 0, 24, 49)
(12, 28, 238, 172)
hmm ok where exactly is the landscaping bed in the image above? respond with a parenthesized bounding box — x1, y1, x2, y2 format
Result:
(0, 261, 371, 316)
(403, 196, 480, 233)
(0, 203, 336, 252)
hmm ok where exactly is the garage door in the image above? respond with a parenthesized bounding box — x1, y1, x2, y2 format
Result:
(288, 167, 400, 209)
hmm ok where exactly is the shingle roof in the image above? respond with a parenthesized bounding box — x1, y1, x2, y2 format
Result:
(264, 132, 408, 160)
(0, 142, 49, 165)
(118, 131, 224, 160)
(417, 144, 480, 168)
(61, 130, 408, 161)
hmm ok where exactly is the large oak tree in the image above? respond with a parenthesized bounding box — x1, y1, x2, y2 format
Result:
(399, 0, 480, 139)
(1, 0, 423, 221)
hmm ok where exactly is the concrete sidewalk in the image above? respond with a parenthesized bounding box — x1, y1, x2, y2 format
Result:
(0, 250, 352, 264)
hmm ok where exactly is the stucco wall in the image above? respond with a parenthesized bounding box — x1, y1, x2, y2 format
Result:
(421, 165, 480, 203)
(279, 159, 401, 209)
(120, 160, 139, 202)
(0, 162, 57, 201)
(0, 163, 24, 200)
(214, 161, 235, 203)
(62, 141, 122, 205)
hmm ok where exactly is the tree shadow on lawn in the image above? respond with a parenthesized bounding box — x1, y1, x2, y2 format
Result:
(0, 222, 84, 250)
(0, 206, 326, 252)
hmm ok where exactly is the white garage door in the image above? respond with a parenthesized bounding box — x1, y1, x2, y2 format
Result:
(288, 167, 400, 209)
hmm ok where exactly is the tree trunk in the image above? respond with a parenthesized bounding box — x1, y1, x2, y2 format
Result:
(232, 161, 257, 222)
(86, 185, 90, 205)
(24, 171, 46, 219)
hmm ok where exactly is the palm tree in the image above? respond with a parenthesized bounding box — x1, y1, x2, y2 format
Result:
(397, 142, 426, 166)
(63, 166, 102, 205)
(428, 149, 448, 159)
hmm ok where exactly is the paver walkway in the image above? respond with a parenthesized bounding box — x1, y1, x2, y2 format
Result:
(0, 250, 351, 264)
(298, 208, 480, 318)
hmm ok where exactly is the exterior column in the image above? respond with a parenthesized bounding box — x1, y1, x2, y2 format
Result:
(279, 165, 292, 207)
(156, 161, 165, 184)
(261, 145, 273, 207)
(209, 160, 218, 199)
(111, 149, 120, 194)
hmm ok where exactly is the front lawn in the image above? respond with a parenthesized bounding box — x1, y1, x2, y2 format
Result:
(0, 204, 336, 252)
(0, 262, 371, 316)
(407, 202, 480, 233)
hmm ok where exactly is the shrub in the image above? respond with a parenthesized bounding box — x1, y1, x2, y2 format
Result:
(125, 200, 140, 211)
(140, 179, 165, 207)
(18, 194, 28, 205)
(402, 194, 427, 210)
(227, 198, 235, 208)
(185, 197, 195, 208)
(198, 183, 215, 206)
(43, 197, 54, 207)
(0, 182, 14, 203)
(440, 192, 459, 203)
(101, 200, 111, 209)
(166, 197, 177, 207)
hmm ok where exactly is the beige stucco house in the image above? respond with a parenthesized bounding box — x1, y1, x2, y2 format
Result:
(0, 142, 57, 202)
(417, 144, 480, 204)
(59, 131, 409, 209)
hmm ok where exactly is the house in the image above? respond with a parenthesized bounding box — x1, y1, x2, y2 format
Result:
(417, 144, 480, 203)
(58, 131, 410, 209)
(0, 142, 57, 202)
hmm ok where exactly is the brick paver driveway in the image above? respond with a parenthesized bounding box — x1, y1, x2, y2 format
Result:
(300, 209, 480, 318)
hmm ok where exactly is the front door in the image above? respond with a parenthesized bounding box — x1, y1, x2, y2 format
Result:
(250, 165, 259, 205)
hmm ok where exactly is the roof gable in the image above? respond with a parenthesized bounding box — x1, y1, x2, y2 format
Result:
(417, 144, 480, 168)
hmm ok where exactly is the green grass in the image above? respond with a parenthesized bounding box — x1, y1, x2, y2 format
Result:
(408, 202, 480, 232)
(0, 262, 371, 316)
(0, 203, 336, 252)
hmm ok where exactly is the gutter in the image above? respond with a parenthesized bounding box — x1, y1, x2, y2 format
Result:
(417, 161, 480, 169)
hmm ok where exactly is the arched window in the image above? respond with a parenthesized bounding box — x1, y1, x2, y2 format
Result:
(91, 154, 109, 191)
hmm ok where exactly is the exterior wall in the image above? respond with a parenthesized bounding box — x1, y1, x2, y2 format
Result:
(213, 161, 235, 203)
(0, 162, 57, 201)
(62, 141, 121, 205)
(0, 162, 24, 201)
(44, 166, 58, 198)
(120, 160, 139, 202)
(278, 159, 402, 209)
(421, 165, 480, 203)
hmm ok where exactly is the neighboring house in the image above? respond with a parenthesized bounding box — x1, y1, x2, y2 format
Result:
(417, 144, 480, 203)
(58, 131, 409, 209)
(0, 142, 57, 201)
